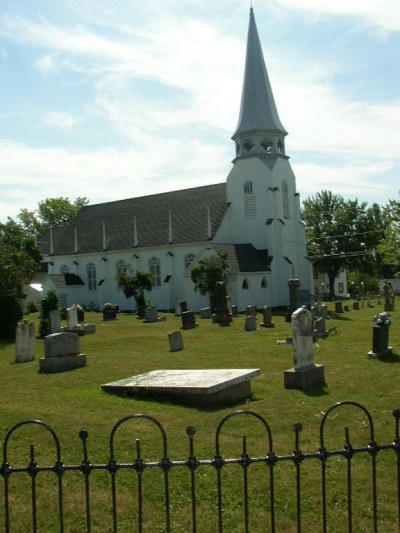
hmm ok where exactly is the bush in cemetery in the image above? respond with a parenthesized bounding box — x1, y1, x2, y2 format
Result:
(39, 290, 59, 338)
(118, 270, 153, 310)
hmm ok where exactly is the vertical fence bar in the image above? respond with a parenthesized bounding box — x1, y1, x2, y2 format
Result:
(79, 430, 91, 533)
(293, 423, 303, 533)
(266, 451, 276, 533)
(28, 444, 37, 533)
(344, 427, 353, 533)
(319, 447, 328, 533)
(393, 409, 400, 532)
(241, 436, 250, 533)
(161, 456, 171, 533)
(134, 439, 144, 533)
(186, 426, 198, 533)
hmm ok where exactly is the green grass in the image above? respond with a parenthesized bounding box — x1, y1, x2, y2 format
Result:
(0, 302, 399, 531)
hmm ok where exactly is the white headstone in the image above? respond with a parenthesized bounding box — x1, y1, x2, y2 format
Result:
(15, 320, 35, 363)
(66, 305, 79, 329)
(44, 332, 80, 358)
(292, 307, 314, 370)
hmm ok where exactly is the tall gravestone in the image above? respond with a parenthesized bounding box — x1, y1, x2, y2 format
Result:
(49, 309, 61, 333)
(284, 307, 325, 389)
(212, 282, 231, 326)
(15, 320, 35, 363)
(286, 279, 301, 322)
(181, 311, 198, 330)
(384, 282, 393, 312)
(260, 305, 274, 328)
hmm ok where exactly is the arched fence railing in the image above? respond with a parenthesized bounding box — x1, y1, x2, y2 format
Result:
(1, 401, 400, 532)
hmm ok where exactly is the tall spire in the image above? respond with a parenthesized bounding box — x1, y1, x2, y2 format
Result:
(232, 8, 287, 159)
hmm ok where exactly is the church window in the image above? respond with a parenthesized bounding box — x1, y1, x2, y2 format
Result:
(261, 138, 273, 152)
(60, 264, 69, 274)
(235, 142, 240, 156)
(242, 278, 249, 290)
(184, 253, 195, 270)
(261, 277, 267, 288)
(116, 260, 127, 288)
(282, 180, 290, 219)
(243, 138, 255, 152)
(244, 180, 256, 219)
(277, 139, 284, 153)
(149, 257, 161, 287)
(87, 263, 97, 290)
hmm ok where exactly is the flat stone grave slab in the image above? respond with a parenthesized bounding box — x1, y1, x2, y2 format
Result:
(101, 369, 260, 407)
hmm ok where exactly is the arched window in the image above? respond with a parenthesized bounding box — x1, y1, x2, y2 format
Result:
(149, 257, 161, 287)
(244, 180, 256, 219)
(261, 138, 273, 152)
(282, 180, 290, 219)
(242, 278, 249, 290)
(261, 277, 267, 288)
(277, 139, 284, 153)
(60, 264, 69, 274)
(116, 260, 127, 288)
(243, 138, 255, 152)
(87, 263, 97, 291)
(184, 253, 195, 270)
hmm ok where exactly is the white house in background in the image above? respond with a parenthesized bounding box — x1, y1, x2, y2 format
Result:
(313, 269, 348, 299)
(37, 8, 313, 311)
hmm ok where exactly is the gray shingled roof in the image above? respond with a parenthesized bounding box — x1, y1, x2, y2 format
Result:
(40, 183, 228, 256)
(212, 243, 272, 273)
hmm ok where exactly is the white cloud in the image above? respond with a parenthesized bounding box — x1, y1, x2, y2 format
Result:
(42, 112, 79, 132)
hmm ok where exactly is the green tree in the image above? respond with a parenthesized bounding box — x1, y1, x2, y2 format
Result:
(118, 270, 153, 312)
(0, 221, 41, 340)
(378, 199, 400, 269)
(190, 253, 230, 310)
(302, 191, 383, 299)
(16, 197, 89, 237)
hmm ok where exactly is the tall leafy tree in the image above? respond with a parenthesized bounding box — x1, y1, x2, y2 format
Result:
(190, 253, 230, 310)
(378, 199, 400, 269)
(118, 270, 154, 311)
(0, 221, 41, 339)
(16, 197, 89, 237)
(302, 191, 383, 299)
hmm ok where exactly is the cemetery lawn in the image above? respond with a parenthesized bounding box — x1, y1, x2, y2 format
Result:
(0, 302, 399, 532)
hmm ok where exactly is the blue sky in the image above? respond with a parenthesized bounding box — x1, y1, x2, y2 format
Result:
(1, 0, 399, 221)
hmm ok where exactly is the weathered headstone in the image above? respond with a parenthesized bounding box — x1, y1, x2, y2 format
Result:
(213, 282, 231, 326)
(49, 309, 61, 333)
(181, 311, 198, 330)
(260, 305, 274, 328)
(143, 306, 159, 323)
(284, 307, 325, 389)
(15, 320, 35, 363)
(66, 305, 79, 329)
(368, 325, 392, 358)
(39, 332, 87, 373)
(320, 304, 328, 319)
(103, 304, 118, 320)
(384, 282, 393, 312)
(286, 279, 301, 322)
(314, 317, 327, 338)
(174, 301, 182, 316)
(200, 307, 212, 319)
(244, 315, 257, 331)
(246, 305, 257, 316)
(168, 331, 184, 352)
(353, 301, 360, 310)
(335, 301, 344, 314)
(231, 305, 238, 317)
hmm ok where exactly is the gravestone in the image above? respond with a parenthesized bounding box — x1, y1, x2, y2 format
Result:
(284, 307, 325, 390)
(179, 301, 188, 313)
(286, 279, 301, 322)
(39, 332, 87, 373)
(66, 305, 79, 330)
(49, 309, 61, 333)
(103, 304, 118, 320)
(244, 315, 257, 331)
(174, 302, 182, 316)
(353, 301, 360, 310)
(246, 305, 257, 316)
(320, 304, 328, 319)
(368, 325, 392, 358)
(391, 294, 395, 311)
(335, 301, 344, 314)
(260, 305, 274, 328)
(200, 307, 212, 319)
(143, 306, 159, 323)
(83, 324, 96, 334)
(366, 292, 371, 307)
(310, 306, 317, 320)
(213, 281, 231, 326)
(15, 320, 35, 363)
(181, 311, 198, 330)
(384, 282, 393, 312)
(314, 317, 327, 338)
(168, 331, 184, 352)
(231, 305, 238, 317)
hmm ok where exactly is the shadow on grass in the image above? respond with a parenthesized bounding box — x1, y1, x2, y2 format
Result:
(376, 351, 400, 364)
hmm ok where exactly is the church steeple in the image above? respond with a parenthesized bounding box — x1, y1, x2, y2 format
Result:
(232, 8, 287, 160)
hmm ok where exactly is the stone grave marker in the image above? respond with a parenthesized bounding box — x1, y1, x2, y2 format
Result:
(314, 317, 327, 338)
(181, 311, 198, 330)
(286, 279, 301, 322)
(244, 315, 257, 331)
(66, 305, 79, 330)
(39, 332, 87, 373)
(284, 307, 325, 390)
(353, 301, 360, 310)
(200, 307, 212, 319)
(143, 306, 159, 323)
(335, 301, 344, 314)
(320, 304, 328, 319)
(15, 320, 35, 363)
(213, 281, 231, 326)
(384, 282, 393, 312)
(260, 305, 274, 328)
(368, 313, 392, 358)
(168, 331, 184, 352)
(49, 309, 61, 333)
(231, 305, 238, 317)
(246, 305, 257, 316)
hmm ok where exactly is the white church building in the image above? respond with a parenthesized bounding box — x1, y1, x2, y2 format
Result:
(38, 9, 313, 312)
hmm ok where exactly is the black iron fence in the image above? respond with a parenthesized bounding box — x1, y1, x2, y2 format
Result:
(1, 401, 400, 532)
